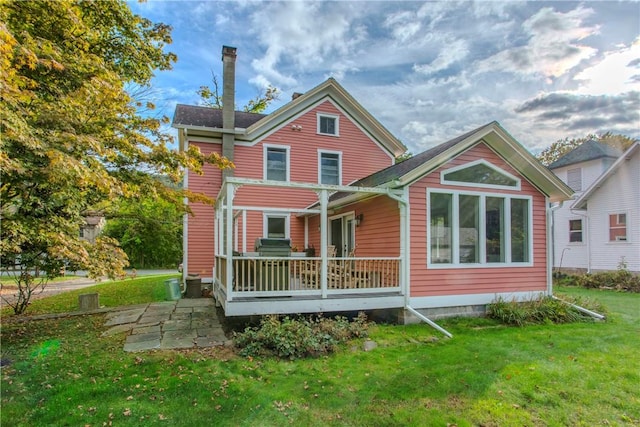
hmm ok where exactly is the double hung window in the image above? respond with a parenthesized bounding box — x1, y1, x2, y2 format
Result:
(609, 213, 627, 241)
(319, 151, 341, 185)
(569, 219, 583, 243)
(264, 145, 289, 181)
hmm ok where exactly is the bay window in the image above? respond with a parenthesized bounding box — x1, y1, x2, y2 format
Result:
(429, 189, 532, 267)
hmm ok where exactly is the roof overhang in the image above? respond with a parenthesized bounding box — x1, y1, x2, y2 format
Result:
(573, 142, 639, 209)
(395, 122, 574, 203)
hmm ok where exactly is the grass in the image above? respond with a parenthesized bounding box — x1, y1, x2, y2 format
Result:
(1, 286, 639, 426)
(1, 275, 178, 316)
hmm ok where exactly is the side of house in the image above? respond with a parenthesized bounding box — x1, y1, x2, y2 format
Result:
(571, 142, 640, 273)
(549, 140, 640, 273)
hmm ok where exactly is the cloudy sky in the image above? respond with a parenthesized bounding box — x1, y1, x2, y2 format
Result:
(129, 1, 640, 155)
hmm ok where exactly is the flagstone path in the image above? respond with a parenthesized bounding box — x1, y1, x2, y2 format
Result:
(102, 298, 230, 352)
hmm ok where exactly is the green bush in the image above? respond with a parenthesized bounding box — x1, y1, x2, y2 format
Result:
(233, 312, 370, 359)
(487, 296, 606, 326)
(576, 269, 640, 292)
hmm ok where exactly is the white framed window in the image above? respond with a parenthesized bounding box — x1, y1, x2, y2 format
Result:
(263, 144, 290, 181)
(427, 188, 533, 268)
(318, 150, 342, 185)
(317, 113, 339, 136)
(567, 168, 582, 191)
(441, 159, 521, 191)
(569, 219, 583, 243)
(263, 213, 289, 239)
(609, 213, 627, 242)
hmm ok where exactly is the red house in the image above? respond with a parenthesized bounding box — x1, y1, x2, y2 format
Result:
(173, 47, 573, 324)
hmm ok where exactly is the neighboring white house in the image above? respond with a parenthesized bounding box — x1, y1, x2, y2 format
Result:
(550, 140, 639, 273)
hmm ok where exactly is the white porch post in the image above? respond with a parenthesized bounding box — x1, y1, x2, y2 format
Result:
(225, 182, 235, 301)
(319, 189, 328, 298)
(398, 189, 409, 301)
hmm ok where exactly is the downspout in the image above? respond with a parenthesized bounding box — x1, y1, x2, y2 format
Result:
(550, 201, 604, 319)
(397, 187, 452, 338)
(547, 199, 563, 296)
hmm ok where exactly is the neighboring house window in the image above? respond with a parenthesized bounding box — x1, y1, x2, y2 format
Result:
(441, 160, 520, 190)
(319, 151, 341, 185)
(79, 228, 85, 238)
(609, 213, 627, 241)
(428, 190, 532, 266)
(264, 145, 289, 181)
(264, 214, 288, 238)
(569, 219, 583, 243)
(317, 113, 339, 136)
(567, 168, 582, 191)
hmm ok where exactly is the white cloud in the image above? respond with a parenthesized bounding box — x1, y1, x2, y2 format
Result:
(574, 37, 640, 95)
(475, 6, 599, 79)
(413, 38, 469, 76)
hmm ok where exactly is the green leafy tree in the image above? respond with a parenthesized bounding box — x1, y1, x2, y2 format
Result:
(537, 132, 636, 166)
(103, 195, 183, 269)
(196, 70, 279, 113)
(0, 1, 231, 314)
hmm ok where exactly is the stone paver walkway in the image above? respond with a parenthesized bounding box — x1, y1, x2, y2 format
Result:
(102, 298, 229, 352)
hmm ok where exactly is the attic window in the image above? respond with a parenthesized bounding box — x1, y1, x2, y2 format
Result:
(441, 160, 520, 190)
(317, 114, 339, 136)
(567, 168, 582, 191)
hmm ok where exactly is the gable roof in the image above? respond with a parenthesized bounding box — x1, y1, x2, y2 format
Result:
(548, 139, 622, 169)
(332, 121, 573, 204)
(172, 105, 266, 129)
(172, 78, 406, 157)
(573, 142, 640, 210)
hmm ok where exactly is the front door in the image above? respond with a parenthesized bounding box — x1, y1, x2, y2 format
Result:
(329, 214, 355, 257)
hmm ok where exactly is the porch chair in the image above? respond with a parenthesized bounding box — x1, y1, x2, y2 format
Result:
(342, 247, 369, 289)
(300, 245, 336, 288)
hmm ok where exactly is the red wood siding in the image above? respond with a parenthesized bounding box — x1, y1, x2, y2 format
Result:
(186, 100, 396, 272)
(408, 142, 548, 297)
(186, 142, 222, 277)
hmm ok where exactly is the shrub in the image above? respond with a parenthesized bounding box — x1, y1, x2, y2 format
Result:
(576, 269, 640, 292)
(487, 296, 606, 326)
(233, 312, 370, 359)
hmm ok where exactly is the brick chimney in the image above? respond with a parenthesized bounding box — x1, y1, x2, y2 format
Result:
(222, 46, 236, 178)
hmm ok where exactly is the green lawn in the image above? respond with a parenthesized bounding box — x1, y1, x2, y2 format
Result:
(1, 286, 638, 426)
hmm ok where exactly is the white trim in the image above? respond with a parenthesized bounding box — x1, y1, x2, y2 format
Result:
(263, 144, 290, 182)
(426, 188, 534, 268)
(410, 291, 547, 309)
(440, 159, 521, 191)
(262, 212, 290, 238)
(316, 112, 339, 136)
(318, 149, 342, 185)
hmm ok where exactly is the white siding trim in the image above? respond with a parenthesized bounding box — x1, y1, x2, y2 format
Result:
(410, 291, 547, 309)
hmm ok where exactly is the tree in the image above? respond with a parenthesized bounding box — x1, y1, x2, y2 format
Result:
(103, 195, 183, 269)
(537, 132, 636, 166)
(196, 70, 279, 113)
(0, 1, 231, 314)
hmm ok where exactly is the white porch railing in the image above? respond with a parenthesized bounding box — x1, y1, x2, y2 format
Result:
(215, 255, 401, 299)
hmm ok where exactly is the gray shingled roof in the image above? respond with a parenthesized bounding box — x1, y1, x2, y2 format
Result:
(548, 139, 622, 169)
(330, 122, 494, 201)
(172, 104, 266, 129)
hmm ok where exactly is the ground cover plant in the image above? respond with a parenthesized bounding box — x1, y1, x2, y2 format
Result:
(0, 275, 177, 316)
(1, 287, 638, 426)
(487, 295, 607, 326)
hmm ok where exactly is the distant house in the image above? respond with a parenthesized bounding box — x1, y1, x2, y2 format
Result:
(80, 215, 106, 244)
(550, 140, 639, 273)
(172, 46, 573, 321)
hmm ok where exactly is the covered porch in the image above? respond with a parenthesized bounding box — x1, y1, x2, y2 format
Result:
(212, 177, 409, 316)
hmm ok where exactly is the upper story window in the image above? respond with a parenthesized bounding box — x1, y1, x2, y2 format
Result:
(441, 160, 520, 190)
(317, 113, 339, 136)
(264, 145, 289, 181)
(609, 213, 627, 242)
(319, 150, 341, 185)
(569, 219, 583, 243)
(567, 168, 582, 191)
(428, 189, 532, 268)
